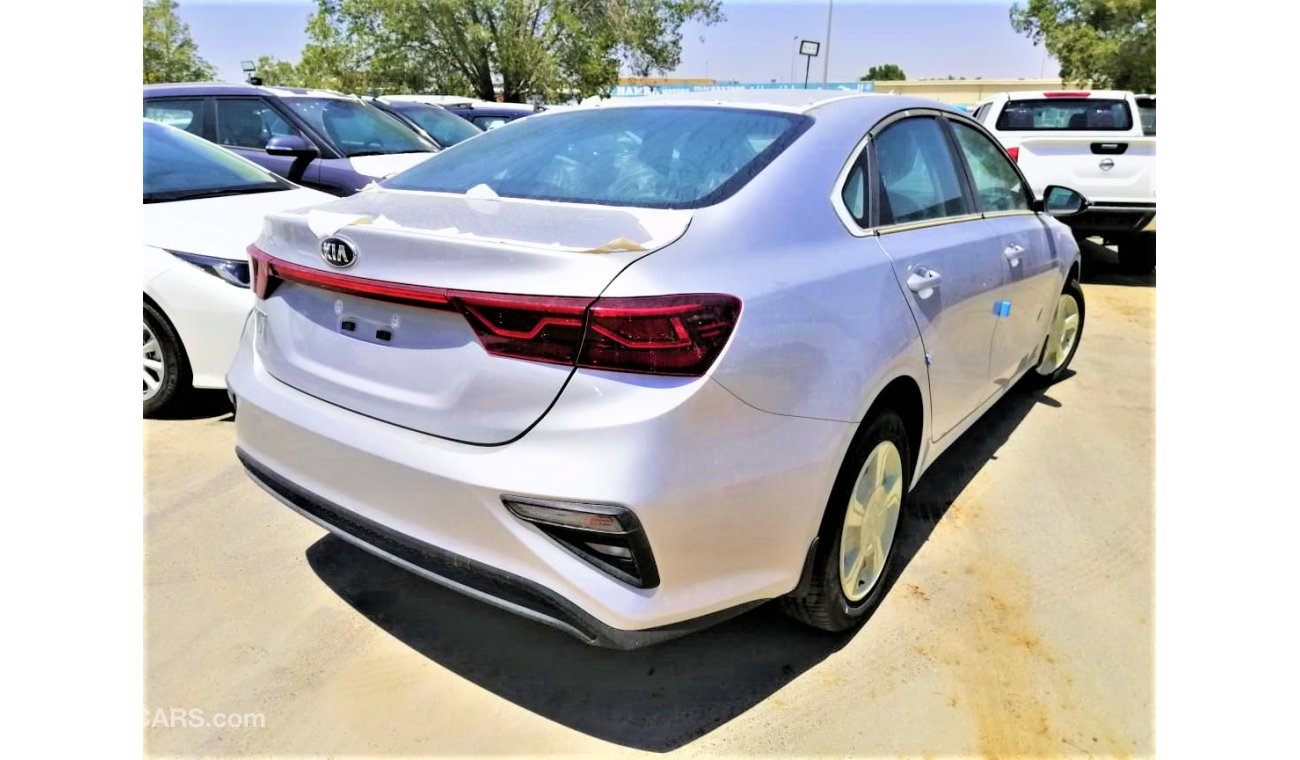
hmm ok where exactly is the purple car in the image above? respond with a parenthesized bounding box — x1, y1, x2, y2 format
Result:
(143, 83, 437, 196)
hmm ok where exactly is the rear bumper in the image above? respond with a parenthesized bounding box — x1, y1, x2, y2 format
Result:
(228, 322, 853, 644)
(1063, 204, 1157, 236)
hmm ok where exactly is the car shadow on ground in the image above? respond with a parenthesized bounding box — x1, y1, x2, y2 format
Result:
(1078, 238, 1156, 287)
(148, 389, 234, 421)
(306, 376, 1070, 752)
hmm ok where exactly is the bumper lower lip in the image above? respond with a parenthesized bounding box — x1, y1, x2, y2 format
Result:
(237, 448, 765, 649)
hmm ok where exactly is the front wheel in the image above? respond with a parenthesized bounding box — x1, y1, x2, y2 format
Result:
(780, 409, 911, 632)
(144, 302, 190, 417)
(1024, 278, 1085, 388)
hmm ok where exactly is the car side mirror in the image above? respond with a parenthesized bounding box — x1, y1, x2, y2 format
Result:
(1035, 185, 1090, 217)
(265, 134, 318, 158)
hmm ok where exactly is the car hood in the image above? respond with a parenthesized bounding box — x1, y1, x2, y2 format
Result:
(143, 187, 330, 261)
(348, 152, 437, 180)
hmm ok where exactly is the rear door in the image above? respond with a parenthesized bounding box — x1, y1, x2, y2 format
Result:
(869, 115, 1008, 441)
(946, 117, 1059, 385)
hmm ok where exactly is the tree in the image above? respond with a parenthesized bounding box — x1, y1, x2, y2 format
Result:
(859, 63, 905, 82)
(143, 0, 217, 84)
(281, 0, 724, 101)
(1010, 0, 1155, 92)
(253, 55, 304, 87)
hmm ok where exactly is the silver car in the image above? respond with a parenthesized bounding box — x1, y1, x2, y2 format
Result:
(230, 91, 1087, 648)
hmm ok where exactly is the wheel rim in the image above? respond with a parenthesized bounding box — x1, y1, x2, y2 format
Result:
(143, 321, 165, 401)
(839, 440, 904, 602)
(1036, 293, 1080, 375)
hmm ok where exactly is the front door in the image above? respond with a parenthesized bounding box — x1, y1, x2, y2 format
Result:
(946, 117, 1060, 386)
(870, 116, 1008, 441)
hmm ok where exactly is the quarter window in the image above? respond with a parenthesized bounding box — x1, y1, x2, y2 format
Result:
(215, 98, 303, 150)
(949, 121, 1030, 213)
(873, 117, 969, 226)
(144, 98, 205, 136)
(840, 157, 868, 225)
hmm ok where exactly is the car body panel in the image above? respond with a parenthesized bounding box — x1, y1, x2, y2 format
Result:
(253, 190, 692, 443)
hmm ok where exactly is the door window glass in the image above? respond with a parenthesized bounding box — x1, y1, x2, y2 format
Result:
(144, 99, 204, 135)
(215, 98, 303, 150)
(949, 121, 1030, 213)
(874, 118, 969, 225)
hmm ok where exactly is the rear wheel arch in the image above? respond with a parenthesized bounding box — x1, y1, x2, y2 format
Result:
(864, 374, 925, 479)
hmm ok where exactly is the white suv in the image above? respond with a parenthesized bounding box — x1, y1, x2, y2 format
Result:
(973, 90, 1156, 272)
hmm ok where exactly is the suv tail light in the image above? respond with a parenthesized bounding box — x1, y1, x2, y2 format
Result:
(1007, 146, 1020, 162)
(249, 245, 741, 377)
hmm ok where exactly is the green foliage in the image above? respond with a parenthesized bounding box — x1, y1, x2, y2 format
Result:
(143, 0, 217, 83)
(263, 0, 724, 101)
(860, 63, 906, 82)
(1010, 0, 1155, 92)
(253, 56, 304, 87)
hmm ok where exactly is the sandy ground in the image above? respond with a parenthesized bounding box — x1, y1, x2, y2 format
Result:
(144, 245, 1153, 757)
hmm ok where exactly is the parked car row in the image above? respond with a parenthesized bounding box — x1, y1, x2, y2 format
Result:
(145, 84, 1103, 649)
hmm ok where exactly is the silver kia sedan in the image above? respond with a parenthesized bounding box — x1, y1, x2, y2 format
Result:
(231, 90, 1087, 648)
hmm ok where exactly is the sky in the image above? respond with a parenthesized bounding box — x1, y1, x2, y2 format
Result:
(176, 0, 1059, 86)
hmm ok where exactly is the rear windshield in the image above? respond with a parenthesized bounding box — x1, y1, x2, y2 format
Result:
(383, 106, 810, 208)
(996, 98, 1134, 131)
(143, 120, 287, 203)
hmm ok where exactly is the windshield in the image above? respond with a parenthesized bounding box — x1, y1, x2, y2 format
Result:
(996, 98, 1134, 131)
(283, 97, 433, 157)
(383, 106, 809, 208)
(143, 120, 287, 203)
(389, 102, 482, 146)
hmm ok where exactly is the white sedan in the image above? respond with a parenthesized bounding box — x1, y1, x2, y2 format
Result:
(144, 120, 330, 415)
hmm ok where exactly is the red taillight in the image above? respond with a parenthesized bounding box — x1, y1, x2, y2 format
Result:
(580, 294, 742, 376)
(247, 245, 741, 377)
(1007, 146, 1020, 162)
(1042, 91, 1090, 98)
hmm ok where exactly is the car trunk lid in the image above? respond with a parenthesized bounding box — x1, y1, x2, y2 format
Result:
(251, 189, 691, 444)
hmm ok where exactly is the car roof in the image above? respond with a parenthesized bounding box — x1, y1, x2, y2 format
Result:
(1000, 89, 1132, 100)
(143, 82, 358, 100)
(587, 90, 958, 118)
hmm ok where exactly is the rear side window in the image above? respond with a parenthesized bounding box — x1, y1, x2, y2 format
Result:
(873, 117, 969, 226)
(215, 98, 303, 150)
(144, 98, 204, 136)
(1136, 97, 1156, 136)
(996, 98, 1134, 131)
(385, 107, 811, 209)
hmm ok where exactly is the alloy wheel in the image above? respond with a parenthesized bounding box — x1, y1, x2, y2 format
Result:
(144, 321, 165, 401)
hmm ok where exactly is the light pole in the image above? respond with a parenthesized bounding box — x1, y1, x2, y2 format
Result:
(822, 0, 834, 84)
(790, 36, 799, 84)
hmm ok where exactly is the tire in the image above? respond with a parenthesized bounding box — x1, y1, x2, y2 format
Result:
(1117, 233, 1156, 274)
(1023, 277, 1085, 389)
(780, 408, 912, 632)
(143, 302, 190, 417)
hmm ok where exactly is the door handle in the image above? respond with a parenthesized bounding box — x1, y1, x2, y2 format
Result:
(906, 267, 942, 297)
(1003, 243, 1024, 266)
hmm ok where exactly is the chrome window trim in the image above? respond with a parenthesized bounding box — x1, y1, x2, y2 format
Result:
(830, 107, 1037, 239)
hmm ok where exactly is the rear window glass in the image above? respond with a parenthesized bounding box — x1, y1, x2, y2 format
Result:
(1136, 97, 1156, 136)
(384, 106, 810, 208)
(996, 98, 1133, 131)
